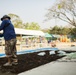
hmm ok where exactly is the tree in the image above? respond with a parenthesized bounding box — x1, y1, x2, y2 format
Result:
(42, 28, 50, 33)
(24, 22, 40, 30)
(50, 26, 61, 34)
(46, 0, 76, 27)
(61, 27, 71, 35)
(70, 28, 76, 35)
(49, 26, 71, 35)
(52, 26, 60, 34)
(8, 13, 41, 30)
(8, 13, 23, 28)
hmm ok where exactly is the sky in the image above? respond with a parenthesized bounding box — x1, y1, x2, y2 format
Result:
(0, 0, 68, 29)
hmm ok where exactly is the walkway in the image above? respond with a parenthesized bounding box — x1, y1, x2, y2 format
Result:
(19, 61, 76, 75)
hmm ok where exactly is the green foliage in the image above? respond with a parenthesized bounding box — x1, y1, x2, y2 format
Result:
(24, 22, 40, 30)
(58, 4, 62, 9)
(41, 28, 50, 33)
(43, 26, 71, 35)
(70, 28, 76, 35)
(8, 13, 41, 30)
(8, 13, 23, 28)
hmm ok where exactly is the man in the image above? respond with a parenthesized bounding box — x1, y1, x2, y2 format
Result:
(0, 15, 18, 66)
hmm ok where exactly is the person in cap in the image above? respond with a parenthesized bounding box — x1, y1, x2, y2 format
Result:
(0, 15, 18, 66)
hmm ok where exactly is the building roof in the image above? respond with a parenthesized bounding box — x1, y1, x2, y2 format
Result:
(15, 28, 45, 36)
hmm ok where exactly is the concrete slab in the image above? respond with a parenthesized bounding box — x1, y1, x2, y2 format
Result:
(18, 61, 76, 75)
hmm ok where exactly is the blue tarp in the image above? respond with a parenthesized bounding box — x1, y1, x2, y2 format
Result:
(0, 47, 59, 57)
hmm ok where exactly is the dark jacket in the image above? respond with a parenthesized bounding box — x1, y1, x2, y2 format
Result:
(0, 20, 16, 40)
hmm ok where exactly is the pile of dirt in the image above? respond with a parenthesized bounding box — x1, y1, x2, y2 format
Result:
(0, 50, 64, 75)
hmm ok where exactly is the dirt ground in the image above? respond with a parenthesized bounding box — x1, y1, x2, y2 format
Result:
(0, 50, 64, 75)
